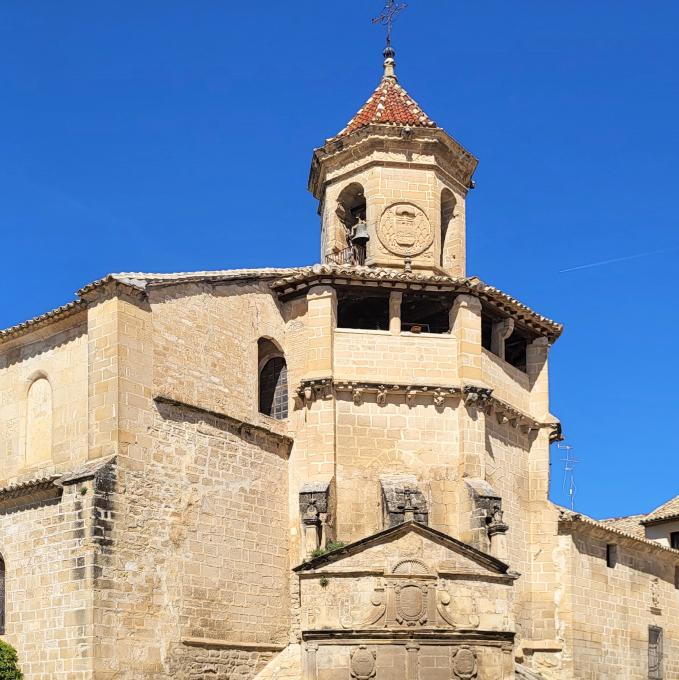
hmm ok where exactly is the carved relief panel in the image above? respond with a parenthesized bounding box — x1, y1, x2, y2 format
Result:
(377, 203, 434, 258)
(350, 646, 377, 680)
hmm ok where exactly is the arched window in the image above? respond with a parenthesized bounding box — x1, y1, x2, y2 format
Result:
(329, 182, 367, 265)
(440, 188, 456, 268)
(259, 358, 288, 419)
(258, 339, 288, 420)
(0, 553, 5, 634)
(26, 376, 53, 467)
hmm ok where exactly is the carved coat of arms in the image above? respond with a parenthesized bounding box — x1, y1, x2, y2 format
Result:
(377, 203, 433, 256)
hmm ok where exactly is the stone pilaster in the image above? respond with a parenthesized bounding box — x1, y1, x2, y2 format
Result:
(304, 286, 336, 380)
(85, 284, 153, 462)
(389, 291, 402, 335)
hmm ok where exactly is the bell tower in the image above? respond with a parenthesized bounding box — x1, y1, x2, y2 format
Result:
(308, 48, 478, 276)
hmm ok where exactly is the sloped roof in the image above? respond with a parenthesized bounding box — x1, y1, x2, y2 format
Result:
(0, 268, 304, 345)
(641, 495, 679, 526)
(335, 73, 437, 139)
(558, 508, 679, 555)
(600, 514, 646, 539)
(1, 265, 563, 344)
(271, 264, 563, 340)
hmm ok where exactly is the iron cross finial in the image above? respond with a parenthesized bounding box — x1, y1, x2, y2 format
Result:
(372, 0, 408, 49)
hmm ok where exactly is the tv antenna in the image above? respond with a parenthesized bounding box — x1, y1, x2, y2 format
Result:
(557, 442, 580, 510)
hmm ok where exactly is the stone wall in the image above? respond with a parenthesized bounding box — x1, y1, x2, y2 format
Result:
(151, 280, 289, 425)
(481, 349, 530, 414)
(0, 479, 98, 679)
(335, 395, 460, 541)
(84, 282, 293, 679)
(0, 317, 88, 485)
(333, 329, 457, 385)
(559, 524, 679, 680)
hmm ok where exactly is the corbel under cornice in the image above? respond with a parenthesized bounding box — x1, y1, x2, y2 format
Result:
(296, 377, 559, 434)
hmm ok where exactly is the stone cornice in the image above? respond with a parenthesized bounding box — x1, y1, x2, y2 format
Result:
(77, 275, 148, 304)
(154, 395, 294, 448)
(0, 475, 59, 500)
(0, 300, 86, 347)
(297, 378, 558, 434)
(181, 637, 286, 652)
(302, 629, 515, 645)
(309, 125, 478, 198)
(271, 265, 562, 341)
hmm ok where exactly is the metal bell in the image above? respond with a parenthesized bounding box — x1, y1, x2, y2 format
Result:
(352, 221, 370, 245)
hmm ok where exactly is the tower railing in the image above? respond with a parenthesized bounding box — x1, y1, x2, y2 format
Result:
(325, 246, 366, 267)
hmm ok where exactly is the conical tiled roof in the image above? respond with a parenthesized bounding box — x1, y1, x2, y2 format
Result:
(334, 52, 437, 139)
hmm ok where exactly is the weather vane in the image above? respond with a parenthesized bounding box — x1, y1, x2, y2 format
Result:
(372, 0, 408, 49)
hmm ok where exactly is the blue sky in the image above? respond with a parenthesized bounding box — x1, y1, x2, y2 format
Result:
(1, 1, 677, 519)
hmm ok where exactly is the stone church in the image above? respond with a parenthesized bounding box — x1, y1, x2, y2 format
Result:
(0, 45, 678, 680)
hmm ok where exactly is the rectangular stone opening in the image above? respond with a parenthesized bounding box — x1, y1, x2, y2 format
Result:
(606, 543, 618, 569)
(337, 290, 390, 331)
(671, 531, 679, 550)
(649, 625, 663, 679)
(400, 293, 452, 334)
(505, 329, 529, 372)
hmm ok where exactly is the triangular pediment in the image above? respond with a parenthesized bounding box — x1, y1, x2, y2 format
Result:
(294, 521, 510, 578)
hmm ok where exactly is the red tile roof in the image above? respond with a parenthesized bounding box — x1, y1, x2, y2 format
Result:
(335, 74, 437, 139)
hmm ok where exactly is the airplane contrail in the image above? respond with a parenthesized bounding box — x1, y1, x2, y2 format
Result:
(559, 247, 678, 273)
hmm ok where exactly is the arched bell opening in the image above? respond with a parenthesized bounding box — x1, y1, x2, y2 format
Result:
(331, 183, 368, 265)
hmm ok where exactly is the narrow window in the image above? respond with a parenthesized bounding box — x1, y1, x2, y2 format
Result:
(26, 376, 53, 467)
(670, 531, 679, 550)
(337, 291, 390, 331)
(0, 553, 5, 634)
(674, 566, 679, 591)
(481, 314, 493, 351)
(606, 543, 618, 569)
(649, 626, 663, 680)
(440, 188, 456, 268)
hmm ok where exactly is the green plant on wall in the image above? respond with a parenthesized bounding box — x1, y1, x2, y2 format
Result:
(0, 640, 23, 680)
(310, 540, 347, 559)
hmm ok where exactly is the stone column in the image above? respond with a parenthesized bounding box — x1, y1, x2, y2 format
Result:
(527, 336, 549, 419)
(487, 507, 510, 562)
(450, 294, 490, 546)
(491, 318, 514, 360)
(304, 643, 318, 680)
(405, 641, 420, 680)
(389, 291, 403, 335)
(449, 294, 482, 383)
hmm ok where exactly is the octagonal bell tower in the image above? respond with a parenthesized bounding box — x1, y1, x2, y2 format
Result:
(309, 48, 478, 277)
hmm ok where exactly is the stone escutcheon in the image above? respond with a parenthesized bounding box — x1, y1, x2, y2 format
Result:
(377, 203, 433, 257)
